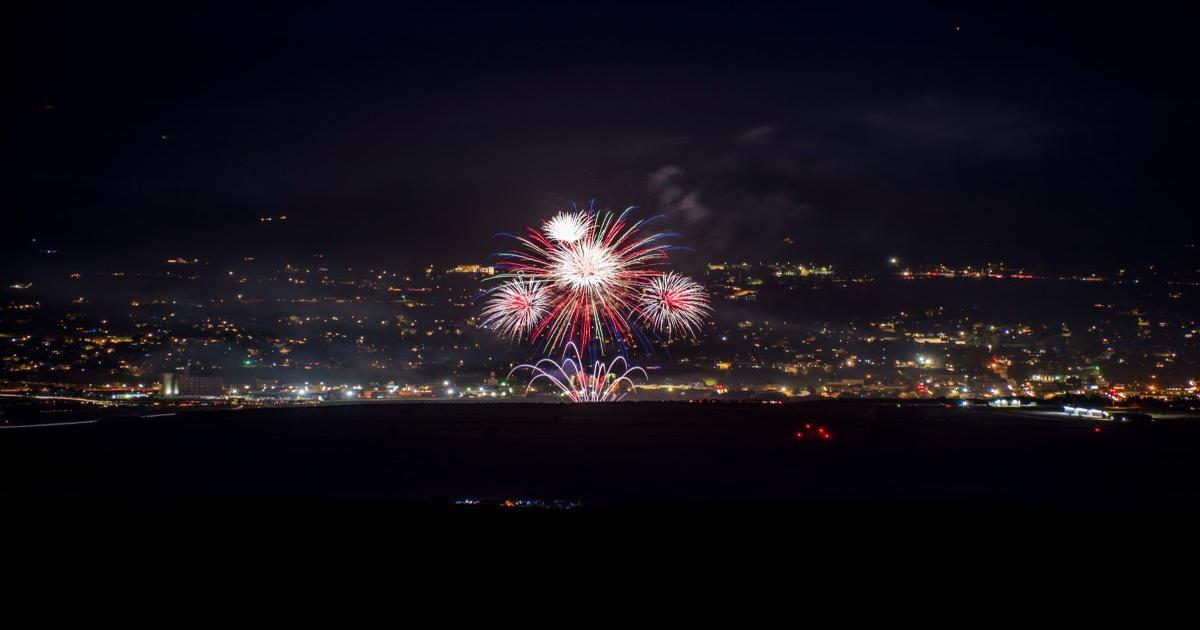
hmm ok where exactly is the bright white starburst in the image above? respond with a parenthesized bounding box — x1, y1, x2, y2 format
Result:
(549, 239, 623, 294)
(542, 211, 589, 243)
(481, 278, 551, 340)
(636, 272, 711, 337)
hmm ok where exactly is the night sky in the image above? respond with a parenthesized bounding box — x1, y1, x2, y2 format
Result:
(6, 2, 1198, 270)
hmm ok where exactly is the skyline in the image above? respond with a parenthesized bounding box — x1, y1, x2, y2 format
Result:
(4, 254, 1196, 396)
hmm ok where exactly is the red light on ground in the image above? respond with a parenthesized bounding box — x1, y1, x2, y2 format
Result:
(1093, 427, 1102, 433)
(795, 425, 833, 441)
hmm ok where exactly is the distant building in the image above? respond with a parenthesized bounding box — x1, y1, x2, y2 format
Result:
(447, 264, 495, 275)
(160, 372, 225, 397)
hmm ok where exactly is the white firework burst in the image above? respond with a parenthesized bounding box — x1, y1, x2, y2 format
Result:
(548, 238, 623, 294)
(481, 278, 551, 340)
(541, 211, 589, 243)
(635, 272, 711, 337)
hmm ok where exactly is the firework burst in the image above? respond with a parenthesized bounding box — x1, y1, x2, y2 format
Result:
(485, 203, 713, 402)
(508, 342, 646, 402)
(634, 272, 711, 337)
(542, 211, 589, 243)
(480, 278, 551, 340)
(488, 205, 689, 352)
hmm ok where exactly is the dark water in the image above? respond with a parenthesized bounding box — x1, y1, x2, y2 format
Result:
(4, 402, 1199, 516)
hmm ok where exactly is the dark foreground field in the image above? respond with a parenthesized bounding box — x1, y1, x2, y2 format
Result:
(4, 401, 1200, 528)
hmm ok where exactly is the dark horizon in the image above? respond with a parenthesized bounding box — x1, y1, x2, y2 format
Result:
(6, 2, 1199, 271)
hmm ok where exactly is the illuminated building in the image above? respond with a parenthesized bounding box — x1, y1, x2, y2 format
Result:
(160, 372, 225, 397)
(447, 265, 495, 275)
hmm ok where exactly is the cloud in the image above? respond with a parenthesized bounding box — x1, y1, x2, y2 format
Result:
(858, 97, 1044, 157)
(734, 125, 777, 145)
(648, 166, 712, 225)
(647, 124, 823, 250)
(640, 99, 1052, 263)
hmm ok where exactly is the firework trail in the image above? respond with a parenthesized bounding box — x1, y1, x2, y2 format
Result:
(508, 342, 647, 402)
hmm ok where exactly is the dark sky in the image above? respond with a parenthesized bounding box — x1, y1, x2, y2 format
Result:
(5, 1, 1199, 271)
